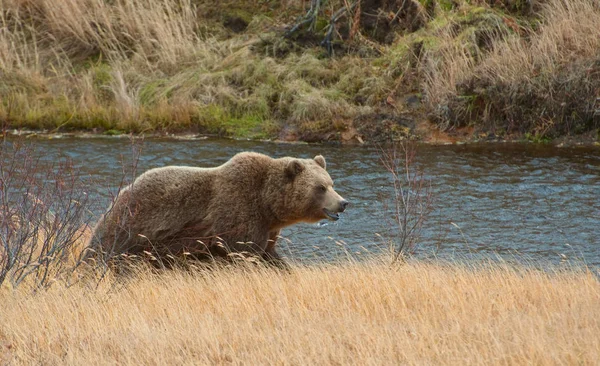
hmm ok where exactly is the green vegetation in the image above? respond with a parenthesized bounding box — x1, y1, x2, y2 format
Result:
(0, 0, 598, 142)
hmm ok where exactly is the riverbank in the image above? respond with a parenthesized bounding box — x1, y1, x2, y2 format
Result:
(1, 0, 598, 144)
(4, 126, 600, 148)
(1, 260, 598, 364)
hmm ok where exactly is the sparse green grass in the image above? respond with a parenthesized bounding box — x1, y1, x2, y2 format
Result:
(1, 0, 598, 141)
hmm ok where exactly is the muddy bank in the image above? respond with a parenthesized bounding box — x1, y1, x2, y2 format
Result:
(4, 124, 600, 148)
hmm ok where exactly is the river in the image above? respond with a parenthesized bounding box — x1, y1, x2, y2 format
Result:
(12, 137, 600, 267)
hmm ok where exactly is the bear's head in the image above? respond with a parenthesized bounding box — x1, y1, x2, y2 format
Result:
(280, 155, 348, 224)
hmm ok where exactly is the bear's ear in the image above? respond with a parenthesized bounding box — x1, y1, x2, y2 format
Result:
(314, 155, 326, 170)
(285, 159, 305, 178)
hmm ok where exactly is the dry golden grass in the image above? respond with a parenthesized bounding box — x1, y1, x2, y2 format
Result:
(478, 0, 600, 85)
(1, 260, 598, 365)
(0, 0, 201, 69)
(421, 0, 600, 135)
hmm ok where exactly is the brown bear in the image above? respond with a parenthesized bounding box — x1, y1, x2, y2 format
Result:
(86, 152, 348, 268)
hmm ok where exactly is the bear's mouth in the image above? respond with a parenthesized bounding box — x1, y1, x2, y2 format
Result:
(323, 209, 340, 221)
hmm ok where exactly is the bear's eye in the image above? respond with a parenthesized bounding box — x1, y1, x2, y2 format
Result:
(318, 185, 327, 192)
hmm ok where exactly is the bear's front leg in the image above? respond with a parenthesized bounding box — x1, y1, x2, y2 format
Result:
(263, 230, 290, 271)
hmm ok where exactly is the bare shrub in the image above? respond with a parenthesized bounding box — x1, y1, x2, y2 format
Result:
(0, 140, 92, 288)
(379, 142, 434, 263)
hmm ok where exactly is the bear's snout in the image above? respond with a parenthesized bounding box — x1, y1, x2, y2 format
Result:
(339, 199, 349, 212)
(322, 192, 348, 221)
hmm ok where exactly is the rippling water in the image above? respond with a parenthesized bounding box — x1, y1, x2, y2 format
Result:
(13, 137, 600, 266)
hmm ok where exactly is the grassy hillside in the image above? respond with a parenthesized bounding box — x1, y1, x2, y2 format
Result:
(0, 0, 598, 142)
(1, 260, 599, 365)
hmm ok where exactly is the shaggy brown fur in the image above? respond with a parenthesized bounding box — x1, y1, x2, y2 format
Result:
(87, 152, 347, 267)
